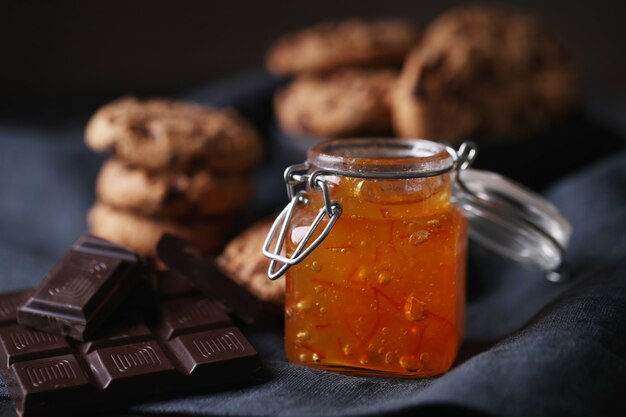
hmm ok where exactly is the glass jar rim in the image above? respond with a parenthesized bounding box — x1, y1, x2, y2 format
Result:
(307, 138, 454, 176)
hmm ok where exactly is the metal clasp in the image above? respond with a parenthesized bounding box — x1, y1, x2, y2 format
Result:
(262, 166, 342, 280)
(447, 141, 479, 173)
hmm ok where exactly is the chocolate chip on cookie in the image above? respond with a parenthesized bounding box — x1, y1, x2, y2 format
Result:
(391, 6, 579, 143)
(96, 159, 254, 219)
(267, 19, 420, 76)
(88, 203, 233, 256)
(217, 219, 284, 305)
(85, 97, 264, 173)
(275, 68, 397, 138)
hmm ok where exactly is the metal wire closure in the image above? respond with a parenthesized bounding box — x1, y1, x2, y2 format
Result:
(454, 142, 478, 170)
(263, 141, 476, 280)
(263, 181, 342, 280)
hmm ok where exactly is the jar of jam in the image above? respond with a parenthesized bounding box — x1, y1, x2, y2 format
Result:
(263, 138, 570, 377)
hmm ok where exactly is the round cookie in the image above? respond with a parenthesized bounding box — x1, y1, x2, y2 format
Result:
(88, 203, 233, 256)
(96, 159, 254, 219)
(85, 97, 264, 173)
(275, 68, 397, 138)
(266, 19, 419, 76)
(391, 6, 579, 143)
(217, 218, 284, 305)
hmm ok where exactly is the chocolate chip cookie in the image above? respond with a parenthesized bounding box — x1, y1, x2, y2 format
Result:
(275, 68, 397, 138)
(96, 159, 254, 219)
(217, 218, 284, 305)
(266, 19, 419, 76)
(85, 97, 264, 172)
(88, 203, 233, 256)
(391, 6, 579, 143)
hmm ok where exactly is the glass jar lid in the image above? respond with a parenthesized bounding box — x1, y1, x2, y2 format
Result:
(453, 167, 571, 273)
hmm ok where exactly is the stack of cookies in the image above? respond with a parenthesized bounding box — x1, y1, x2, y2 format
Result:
(267, 19, 421, 139)
(268, 7, 579, 145)
(85, 97, 264, 256)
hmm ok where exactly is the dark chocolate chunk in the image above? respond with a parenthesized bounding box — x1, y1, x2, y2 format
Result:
(0, 290, 33, 325)
(0, 289, 261, 417)
(0, 324, 71, 367)
(145, 259, 197, 295)
(86, 340, 177, 390)
(156, 234, 265, 324)
(169, 327, 258, 375)
(75, 311, 152, 353)
(17, 235, 141, 341)
(152, 296, 231, 340)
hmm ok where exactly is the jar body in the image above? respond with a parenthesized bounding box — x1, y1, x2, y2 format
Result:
(285, 170, 467, 377)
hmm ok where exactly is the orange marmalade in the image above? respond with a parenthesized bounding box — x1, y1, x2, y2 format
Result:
(284, 139, 467, 377)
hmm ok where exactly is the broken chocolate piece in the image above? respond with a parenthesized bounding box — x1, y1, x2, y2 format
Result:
(17, 234, 141, 341)
(156, 234, 265, 324)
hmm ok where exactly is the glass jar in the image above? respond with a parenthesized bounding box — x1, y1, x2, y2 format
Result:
(264, 138, 571, 377)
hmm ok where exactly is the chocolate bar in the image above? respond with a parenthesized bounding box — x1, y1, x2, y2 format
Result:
(156, 234, 265, 324)
(17, 235, 141, 341)
(0, 289, 261, 417)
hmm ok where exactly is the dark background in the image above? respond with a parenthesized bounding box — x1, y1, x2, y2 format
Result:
(2, 0, 626, 124)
